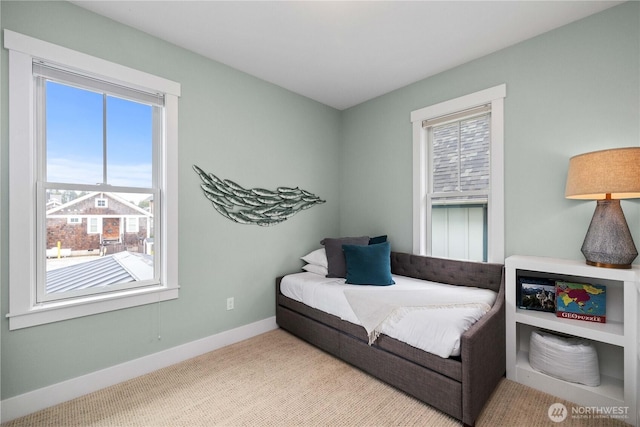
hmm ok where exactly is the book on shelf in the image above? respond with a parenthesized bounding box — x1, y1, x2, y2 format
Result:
(517, 276, 556, 313)
(555, 281, 606, 323)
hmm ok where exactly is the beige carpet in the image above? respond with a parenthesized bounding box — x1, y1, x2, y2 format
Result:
(2, 329, 629, 427)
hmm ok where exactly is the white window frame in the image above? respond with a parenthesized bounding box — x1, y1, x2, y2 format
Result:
(6, 30, 181, 330)
(67, 217, 81, 225)
(95, 198, 108, 208)
(411, 85, 505, 263)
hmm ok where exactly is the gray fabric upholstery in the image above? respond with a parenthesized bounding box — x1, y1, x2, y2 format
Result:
(276, 251, 505, 427)
(321, 236, 370, 278)
(390, 251, 503, 292)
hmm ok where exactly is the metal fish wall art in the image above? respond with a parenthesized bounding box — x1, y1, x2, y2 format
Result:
(193, 165, 325, 226)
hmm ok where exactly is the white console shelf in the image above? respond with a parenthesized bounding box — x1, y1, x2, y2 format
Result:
(505, 255, 639, 426)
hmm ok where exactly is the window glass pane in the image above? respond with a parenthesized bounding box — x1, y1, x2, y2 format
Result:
(107, 96, 153, 188)
(46, 81, 103, 184)
(40, 78, 158, 302)
(45, 188, 154, 297)
(430, 196, 487, 262)
(460, 115, 490, 191)
(432, 122, 459, 192)
(432, 114, 490, 193)
(45, 82, 154, 188)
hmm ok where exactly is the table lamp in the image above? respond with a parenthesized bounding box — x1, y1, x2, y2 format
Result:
(565, 147, 640, 269)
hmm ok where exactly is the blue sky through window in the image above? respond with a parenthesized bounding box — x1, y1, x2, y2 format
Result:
(46, 81, 153, 188)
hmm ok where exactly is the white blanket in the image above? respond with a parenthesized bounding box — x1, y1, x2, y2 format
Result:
(280, 272, 497, 358)
(343, 288, 492, 345)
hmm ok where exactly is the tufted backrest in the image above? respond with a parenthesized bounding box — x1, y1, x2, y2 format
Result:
(390, 252, 504, 293)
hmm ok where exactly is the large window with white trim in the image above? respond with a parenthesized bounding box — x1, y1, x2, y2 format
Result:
(6, 30, 181, 329)
(37, 65, 161, 303)
(411, 85, 505, 263)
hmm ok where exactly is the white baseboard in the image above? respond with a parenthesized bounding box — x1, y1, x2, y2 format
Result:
(1, 316, 278, 423)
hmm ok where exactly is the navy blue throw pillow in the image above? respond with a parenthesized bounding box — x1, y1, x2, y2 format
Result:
(368, 235, 388, 245)
(342, 241, 395, 286)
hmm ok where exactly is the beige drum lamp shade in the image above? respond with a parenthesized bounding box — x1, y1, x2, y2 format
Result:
(565, 147, 640, 268)
(566, 147, 640, 200)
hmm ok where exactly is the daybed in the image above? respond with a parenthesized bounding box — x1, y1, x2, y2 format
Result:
(276, 251, 505, 427)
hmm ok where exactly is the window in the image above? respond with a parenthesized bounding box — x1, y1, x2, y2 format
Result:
(411, 85, 505, 263)
(88, 217, 101, 234)
(6, 30, 181, 329)
(126, 217, 140, 233)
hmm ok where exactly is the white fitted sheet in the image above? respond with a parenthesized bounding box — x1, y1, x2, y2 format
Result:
(280, 272, 497, 358)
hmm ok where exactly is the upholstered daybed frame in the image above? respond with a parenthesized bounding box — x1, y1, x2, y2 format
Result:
(276, 251, 505, 427)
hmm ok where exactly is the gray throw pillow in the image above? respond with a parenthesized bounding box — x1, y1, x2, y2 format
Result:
(321, 236, 369, 278)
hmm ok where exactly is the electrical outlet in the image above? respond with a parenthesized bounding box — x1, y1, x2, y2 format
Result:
(226, 297, 234, 310)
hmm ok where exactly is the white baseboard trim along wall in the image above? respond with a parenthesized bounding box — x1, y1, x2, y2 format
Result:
(1, 317, 278, 423)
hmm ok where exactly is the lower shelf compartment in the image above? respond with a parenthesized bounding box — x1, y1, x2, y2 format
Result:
(515, 351, 624, 405)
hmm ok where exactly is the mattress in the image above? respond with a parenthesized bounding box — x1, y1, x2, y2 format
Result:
(280, 272, 497, 358)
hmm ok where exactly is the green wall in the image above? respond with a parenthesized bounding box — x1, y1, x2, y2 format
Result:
(1, 0, 639, 402)
(340, 2, 640, 261)
(0, 1, 341, 399)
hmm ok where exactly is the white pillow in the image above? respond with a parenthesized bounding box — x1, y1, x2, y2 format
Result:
(302, 263, 328, 276)
(529, 330, 600, 386)
(301, 248, 328, 268)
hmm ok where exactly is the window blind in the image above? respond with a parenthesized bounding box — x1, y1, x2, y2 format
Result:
(33, 61, 164, 107)
(422, 104, 490, 128)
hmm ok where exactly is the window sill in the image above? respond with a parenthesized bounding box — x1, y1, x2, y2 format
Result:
(7, 284, 179, 330)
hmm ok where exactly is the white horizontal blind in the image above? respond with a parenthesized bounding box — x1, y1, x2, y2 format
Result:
(33, 61, 165, 107)
(422, 104, 490, 129)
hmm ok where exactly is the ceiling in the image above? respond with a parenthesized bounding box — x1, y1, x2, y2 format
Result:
(72, 1, 623, 110)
